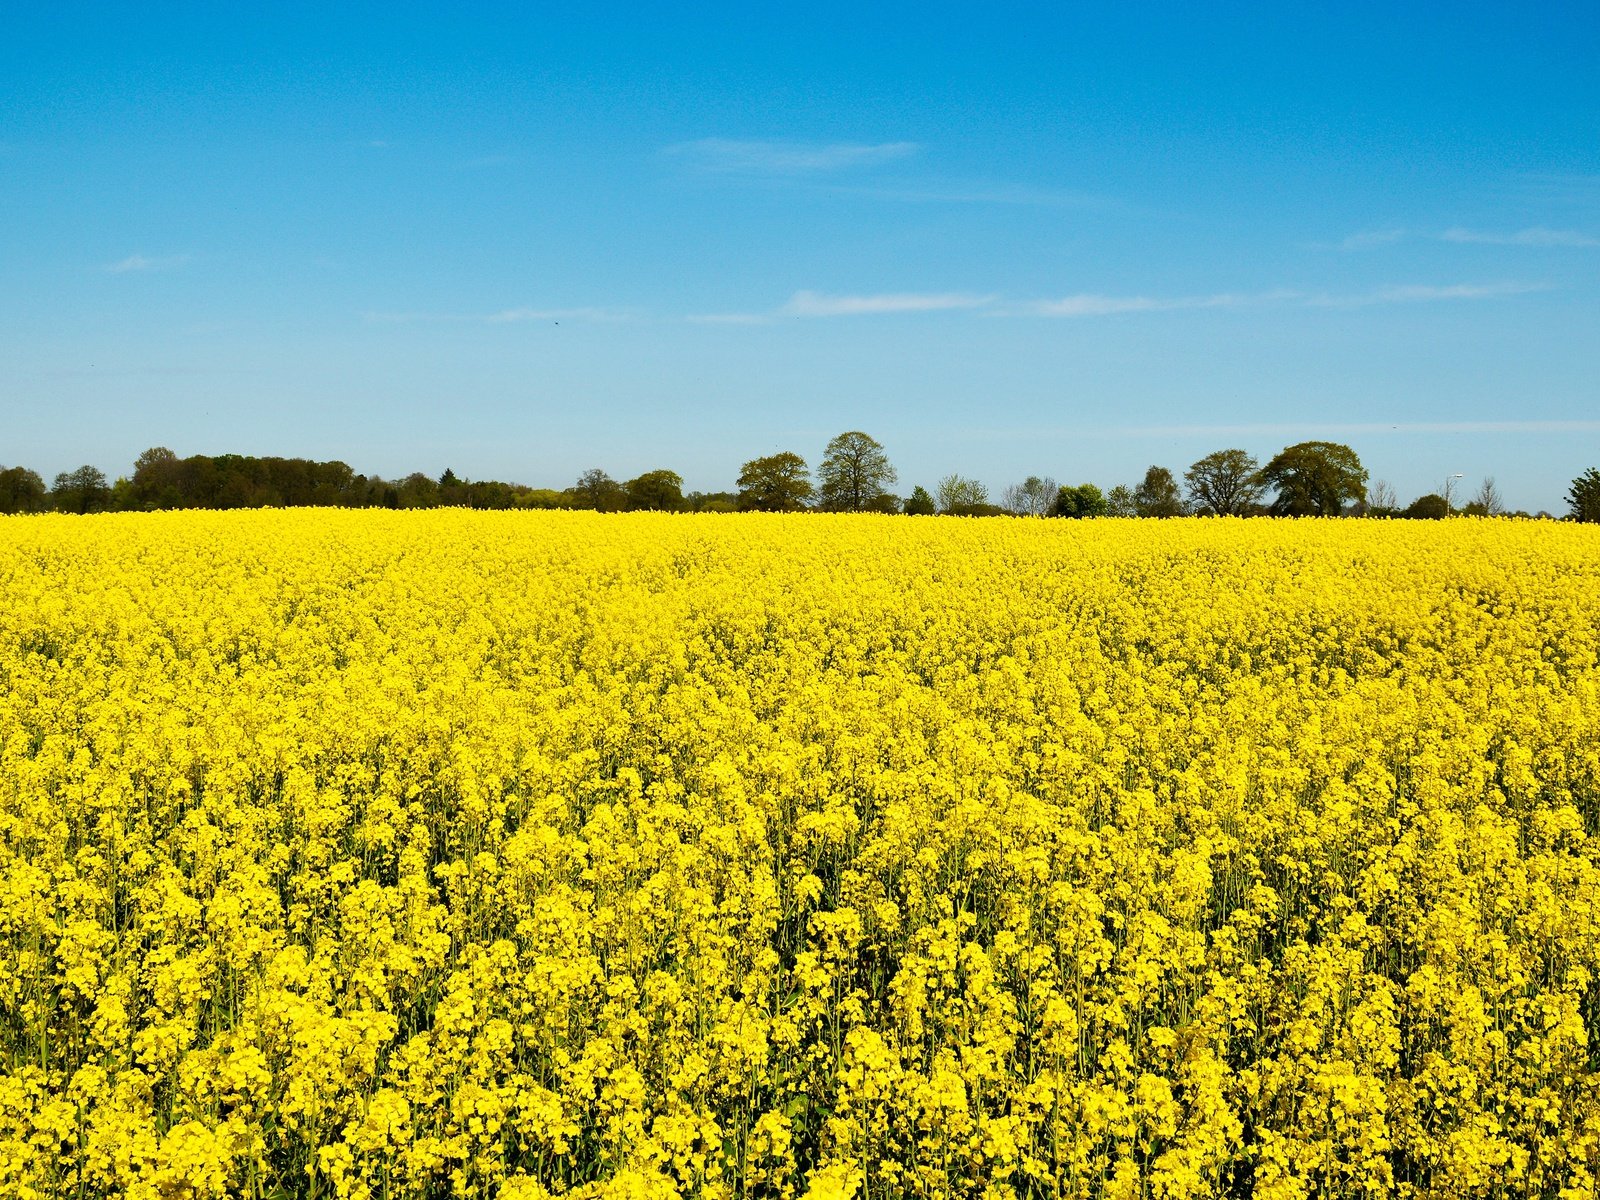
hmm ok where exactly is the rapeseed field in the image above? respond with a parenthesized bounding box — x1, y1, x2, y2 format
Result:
(2, 510, 1599, 1200)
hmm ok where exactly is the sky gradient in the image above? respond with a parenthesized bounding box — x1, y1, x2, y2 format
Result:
(3, 2, 1597, 511)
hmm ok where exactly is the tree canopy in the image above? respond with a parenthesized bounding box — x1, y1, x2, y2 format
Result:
(1570, 468, 1600, 523)
(816, 432, 897, 512)
(1054, 483, 1108, 519)
(1002, 476, 1057, 517)
(52, 466, 110, 514)
(1185, 449, 1264, 515)
(0, 466, 48, 515)
(1133, 466, 1185, 517)
(570, 469, 625, 512)
(1257, 441, 1368, 516)
(936, 475, 990, 515)
(624, 469, 684, 512)
(1404, 493, 1450, 520)
(736, 452, 813, 512)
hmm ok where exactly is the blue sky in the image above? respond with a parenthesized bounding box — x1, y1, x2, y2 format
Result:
(2, 2, 1597, 511)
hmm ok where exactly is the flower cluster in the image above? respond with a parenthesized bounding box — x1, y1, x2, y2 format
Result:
(1, 510, 1598, 1198)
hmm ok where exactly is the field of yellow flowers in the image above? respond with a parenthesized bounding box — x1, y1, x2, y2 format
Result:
(3, 511, 1600, 1200)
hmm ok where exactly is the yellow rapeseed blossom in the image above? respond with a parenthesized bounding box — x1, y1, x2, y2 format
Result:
(1, 509, 1599, 1198)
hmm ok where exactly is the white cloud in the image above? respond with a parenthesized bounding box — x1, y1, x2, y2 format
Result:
(1333, 225, 1598, 251)
(664, 138, 918, 175)
(1029, 289, 1300, 317)
(1439, 226, 1600, 247)
(1331, 281, 1549, 304)
(1027, 282, 1542, 316)
(1030, 294, 1167, 316)
(784, 290, 994, 317)
(686, 312, 775, 325)
(107, 253, 189, 273)
(826, 181, 1107, 207)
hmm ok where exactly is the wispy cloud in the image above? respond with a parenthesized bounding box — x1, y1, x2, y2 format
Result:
(686, 312, 776, 326)
(825, 181, 1108, 208)
(1334, 226, 1598, 251)
(784, 290, 995, 317)
(1026, 281, 1544, 316)
(1439, 226, 1600, 247)
(1340, 281, 1548, 303)
(107, 253, 189, 274)
(363, 306, 632, 325)
(1027, 290, 1300, 317)
(686, 290, 995, 324)
(692, 279, 1543, 326)
(664, 138, 918, 175)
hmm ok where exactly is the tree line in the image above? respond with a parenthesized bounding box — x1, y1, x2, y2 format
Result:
(4, 436, 1598, 521)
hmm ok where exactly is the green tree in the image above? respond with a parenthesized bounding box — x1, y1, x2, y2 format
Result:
(0, 466, 48, 514)
(1404, 493, 1450, 520)
(1257, 441, 1368, 516)
(1185, 449, 1263, 515)
(902, 486, 936, 515)
(817, 432, 897, 512)
(52, 465, 110, 514)
(515, 488, 570, 510)
(1133, 466, 1185, 517)
(1105, 484, 1137, 517)
(1569, 468, 1600, 523)
(936, 475, 990, 515)
(1053, 483, 1109, 518)
(130, 446, 183, 508)
(398, 472, 441, 508)
(569, 468, 625, 511)
(736, 452, 813, 511)
(624, 469, 685, 511)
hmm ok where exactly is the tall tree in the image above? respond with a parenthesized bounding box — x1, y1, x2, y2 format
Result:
(0, 466, 48, 514)
(129, 446, 182, 508)
(1002, 475, 1058, 517)
(624, 469, 684, 511)
(1570, 468, 1600, 523)
(1404, 493, 1450, 520)
(1257, 441, 1368, 516)
(1184, 449, 1263, 515)
(569, 468, 625, 511)
(1133, 466, 1185, 517)
(1368, 479, 1399, 515)
(816, 431, 897, 512)
(1104, 484, 1137, 517)
(736, 452, 813, 511)
(1467, 477, 1504, 516)
(1053, 483, 1109, 518)
(936, 475, 989, 515)
(52, 465, 110, 514)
